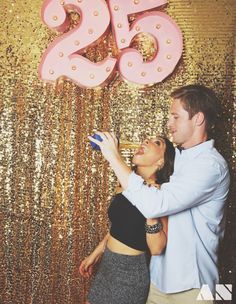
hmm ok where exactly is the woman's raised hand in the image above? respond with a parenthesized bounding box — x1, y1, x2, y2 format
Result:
(88, 131, 120, 163)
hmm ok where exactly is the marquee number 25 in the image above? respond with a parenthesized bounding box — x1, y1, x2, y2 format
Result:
(39, 0, 183, 88)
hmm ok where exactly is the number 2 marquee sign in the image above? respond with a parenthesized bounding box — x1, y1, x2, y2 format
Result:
(38, 0, 183, 88)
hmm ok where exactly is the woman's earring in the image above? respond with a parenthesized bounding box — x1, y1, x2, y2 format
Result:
(157, 159, 164, 170)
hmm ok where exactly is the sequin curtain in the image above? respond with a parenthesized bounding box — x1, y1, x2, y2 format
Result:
(0, 1, 235, 303)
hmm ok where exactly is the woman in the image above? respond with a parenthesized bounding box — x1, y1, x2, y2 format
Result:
(79, 134, 175, 304)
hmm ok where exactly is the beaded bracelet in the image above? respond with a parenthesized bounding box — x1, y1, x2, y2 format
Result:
(145, 221, 163, 234)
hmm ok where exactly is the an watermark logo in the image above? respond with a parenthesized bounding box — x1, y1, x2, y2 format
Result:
(197, 284, 232, 301)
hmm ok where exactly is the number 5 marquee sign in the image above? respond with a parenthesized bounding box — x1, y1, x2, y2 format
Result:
(38, 0, 183, 88)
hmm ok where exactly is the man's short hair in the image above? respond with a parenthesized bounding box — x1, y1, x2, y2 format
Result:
(171, 84, 220, 134)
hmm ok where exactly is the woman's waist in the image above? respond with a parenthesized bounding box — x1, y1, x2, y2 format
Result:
(107, 235, 145, 256)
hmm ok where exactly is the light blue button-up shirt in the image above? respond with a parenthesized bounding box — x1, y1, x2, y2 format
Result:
(123, 140, 230, 294)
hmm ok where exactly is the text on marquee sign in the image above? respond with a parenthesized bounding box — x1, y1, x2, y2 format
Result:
(39, 0, 183, 88)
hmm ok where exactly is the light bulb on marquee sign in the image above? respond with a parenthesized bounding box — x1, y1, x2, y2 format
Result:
(38, 0, 183, 88)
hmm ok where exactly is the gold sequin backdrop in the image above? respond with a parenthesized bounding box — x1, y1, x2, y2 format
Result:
(0, 0, 235, 303)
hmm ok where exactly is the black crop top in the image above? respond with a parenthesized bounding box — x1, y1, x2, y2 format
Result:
(108, 193, 148, 251)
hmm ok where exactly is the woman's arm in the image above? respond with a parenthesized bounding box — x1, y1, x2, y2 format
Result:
(146, 217, 168, 255)
(79, 232, 110, 278)
(88, 132, 131, 189)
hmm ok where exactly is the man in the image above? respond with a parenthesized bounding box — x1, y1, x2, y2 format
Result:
(89, 84, 230, 304)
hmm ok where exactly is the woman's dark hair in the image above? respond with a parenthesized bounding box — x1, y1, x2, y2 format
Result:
(155, 137, 175, 185)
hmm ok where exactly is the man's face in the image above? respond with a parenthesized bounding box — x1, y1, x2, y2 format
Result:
(167, 98, 197, 148)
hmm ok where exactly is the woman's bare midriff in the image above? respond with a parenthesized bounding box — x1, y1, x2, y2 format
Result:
(107, 235, 144, 256)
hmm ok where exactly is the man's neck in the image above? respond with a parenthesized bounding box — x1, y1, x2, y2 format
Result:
(181, 134, 208, 149)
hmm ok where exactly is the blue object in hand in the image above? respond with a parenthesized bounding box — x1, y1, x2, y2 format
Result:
(90, 134, 103, 151)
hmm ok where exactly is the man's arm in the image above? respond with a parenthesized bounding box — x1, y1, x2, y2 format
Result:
(88, 132, 229, 218)
(123, 160, 229, 218)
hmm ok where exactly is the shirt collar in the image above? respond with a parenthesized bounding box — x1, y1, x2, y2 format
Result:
(176, 139, 214, 159)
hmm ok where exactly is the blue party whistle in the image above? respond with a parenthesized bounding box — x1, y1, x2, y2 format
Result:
(90, 134, 103, 151)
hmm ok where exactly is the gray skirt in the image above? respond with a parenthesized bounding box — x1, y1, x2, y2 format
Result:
(87, 247, 150, 304)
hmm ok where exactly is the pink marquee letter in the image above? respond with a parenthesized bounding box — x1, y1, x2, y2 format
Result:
(38, 0, 116, 88)
(108, 0, 183, 85)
